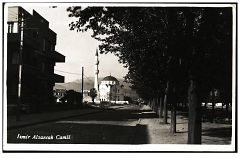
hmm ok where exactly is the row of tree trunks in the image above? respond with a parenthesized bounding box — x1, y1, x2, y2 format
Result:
(150, 79, 204, 138)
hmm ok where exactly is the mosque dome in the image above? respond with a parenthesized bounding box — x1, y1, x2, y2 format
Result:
(101, 75, 119, 85)
(102, 75, 118, 82)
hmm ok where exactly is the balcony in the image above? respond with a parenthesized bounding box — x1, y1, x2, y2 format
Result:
(47, 50, 65, 62)
(53, 73, 64, 83)
(7, 64, 19, 74)
(7, 64, 40, 76)
(7, 33, 20, 42)
(7, 33, 39, 49)
(7, 64, 64, 83)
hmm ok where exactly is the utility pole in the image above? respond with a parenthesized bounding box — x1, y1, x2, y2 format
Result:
(115, 85, 117, 104)
(82, 67, 84, 109)
(16, 12, 24, 121)
(125, 91, 126, 101)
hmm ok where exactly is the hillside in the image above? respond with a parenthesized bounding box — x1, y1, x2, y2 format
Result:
(55, 77, 138, 98)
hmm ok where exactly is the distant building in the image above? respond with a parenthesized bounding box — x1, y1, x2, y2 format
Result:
(83, 90, 90, 97)
(93, 49, 124, 102)
(7, 6, 65, 105)
(82, 90, 92, 102)
(53, 88, 66, 102)
(99, 75, 124, 102)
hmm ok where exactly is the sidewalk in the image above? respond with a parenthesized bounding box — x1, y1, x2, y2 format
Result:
(7, 108, 103, 130)
(134, 105, 232, 144)
(7, 105, 133, 130)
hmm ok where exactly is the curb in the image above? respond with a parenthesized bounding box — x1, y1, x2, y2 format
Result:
(7, 110, 104, 130)
(130, 105, 154, 144)
(130, 118, 142, 144)
(130, 106, 146, 144)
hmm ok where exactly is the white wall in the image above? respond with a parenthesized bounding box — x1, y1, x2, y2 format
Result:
(99, 83, 125, 101)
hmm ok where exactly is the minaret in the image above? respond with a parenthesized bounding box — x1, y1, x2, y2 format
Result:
(94, 48, 99, 101)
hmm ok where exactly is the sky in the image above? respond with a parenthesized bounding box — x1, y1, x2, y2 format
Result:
(15, 4, 129, 83)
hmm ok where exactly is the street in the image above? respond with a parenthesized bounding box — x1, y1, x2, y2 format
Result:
(7, 105, 152, 144)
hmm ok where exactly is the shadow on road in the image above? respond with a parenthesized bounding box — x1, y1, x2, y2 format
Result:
(7, 106, 152, 144)
(202, 127, 232, 138)
(131, 124, 149, 144)
(68, 108, 158, 121)
(7, 123, 136, 144)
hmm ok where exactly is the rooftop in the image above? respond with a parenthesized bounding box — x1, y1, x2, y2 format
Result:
(102, 75, 118, 82)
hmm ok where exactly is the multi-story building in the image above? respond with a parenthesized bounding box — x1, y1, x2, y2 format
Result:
(7, 6, 65, 105)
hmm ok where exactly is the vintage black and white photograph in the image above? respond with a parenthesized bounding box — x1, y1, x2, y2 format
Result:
(2, 2, 236, 152)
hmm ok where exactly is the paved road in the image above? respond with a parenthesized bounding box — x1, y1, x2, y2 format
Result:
(7, 105, 148, 144)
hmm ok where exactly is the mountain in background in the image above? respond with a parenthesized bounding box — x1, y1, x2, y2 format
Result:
(55, 77, 139, 99)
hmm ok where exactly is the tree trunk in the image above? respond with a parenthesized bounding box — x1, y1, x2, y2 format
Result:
(163, 94, 168, 124)
(183, 8, 202, 144)
(163, 81, 169, 124)
(154, 97, 158, 113)
(171, 96, 177, 134)
(157, 95, 160, 116)
(183, 97, 187, 111)
(225, 88, 230, 113)
(188, 79, 202, 144)
(202, 97, 208, 115)
(159, 97, 163, 118)
(211, 90, 215, 123)
(150, 99, 154, 110)
(148, 100, 151, 107)
(152, 98, 156, 112)
(222, 102, 225, 111)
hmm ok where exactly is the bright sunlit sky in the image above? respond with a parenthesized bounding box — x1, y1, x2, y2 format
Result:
(9, 3, 128, 83)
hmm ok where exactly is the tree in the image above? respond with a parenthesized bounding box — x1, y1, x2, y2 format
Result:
(90, 88, 97, 103)
(67, 6, 233, 144)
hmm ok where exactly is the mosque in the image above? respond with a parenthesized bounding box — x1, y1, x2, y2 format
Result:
(94, 48, 125, 102)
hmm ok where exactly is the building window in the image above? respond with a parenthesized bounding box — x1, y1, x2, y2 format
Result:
(32, 58, 37, 67)
(10, 81, 17, 95)
(8, 22, 13, 33)
(41, 81, 47, 92)
(32, 31, 38, 41)
(42, 62, 45, 73)
(12, 52, 19, 64)
(43, 39, 46, 51)
(51, 44, 55, 51)
(7, 22, 18, 33)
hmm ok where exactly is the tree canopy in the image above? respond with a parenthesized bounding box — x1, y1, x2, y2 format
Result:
(67, 6, 233, 144)
(90, 88, 97, 103)
(67, 6, 232, 101)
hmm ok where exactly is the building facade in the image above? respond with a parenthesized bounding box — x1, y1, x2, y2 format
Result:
(93, 48, 124, 102)
(99, 75, 124, 102)
(53, 88, 66, 103)
(7, 7, 65, 105)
